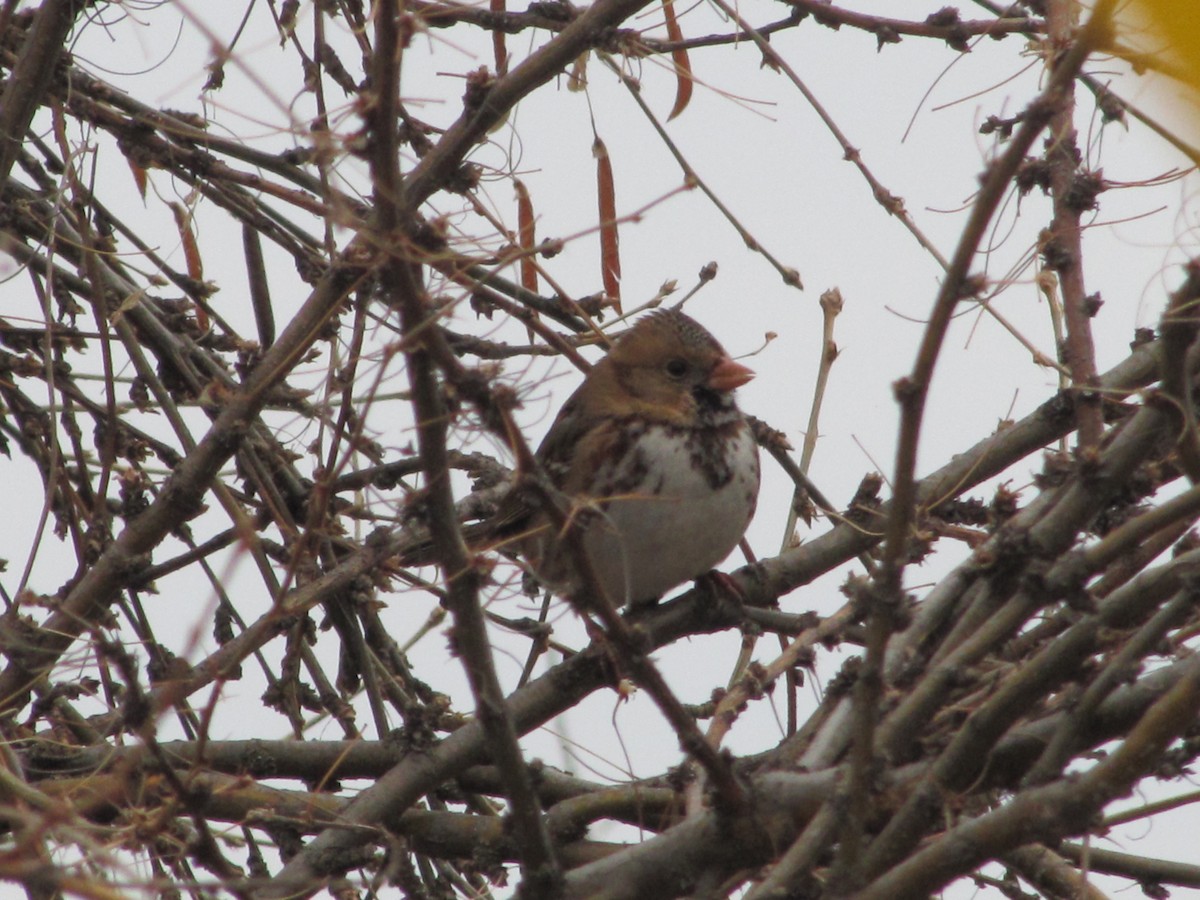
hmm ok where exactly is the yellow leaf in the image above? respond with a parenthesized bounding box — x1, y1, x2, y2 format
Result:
(1128, 0, 1195, 87)
(1117, 0, 1200, 93)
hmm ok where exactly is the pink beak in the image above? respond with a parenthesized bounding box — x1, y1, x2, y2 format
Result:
(707, 357, 755, 392)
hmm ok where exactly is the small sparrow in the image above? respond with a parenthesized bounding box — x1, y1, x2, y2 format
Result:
(516, 309, 761, 608)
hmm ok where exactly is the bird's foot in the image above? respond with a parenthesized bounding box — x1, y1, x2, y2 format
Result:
(696, 569, 745, 604)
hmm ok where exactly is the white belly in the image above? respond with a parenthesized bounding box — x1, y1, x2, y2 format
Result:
(582, 425, 759, 606)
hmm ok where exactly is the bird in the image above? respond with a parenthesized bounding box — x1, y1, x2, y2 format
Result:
(510, 308, 761, 609)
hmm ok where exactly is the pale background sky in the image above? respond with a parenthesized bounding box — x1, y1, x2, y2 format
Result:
(4, 0, 1200, 895)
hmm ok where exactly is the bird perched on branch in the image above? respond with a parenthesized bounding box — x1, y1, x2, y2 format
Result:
(520, 308, 760, 608)
(409, 309, 761, 609)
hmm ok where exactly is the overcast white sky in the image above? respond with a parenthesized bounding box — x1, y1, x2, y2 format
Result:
(5, 0, 1200, 895)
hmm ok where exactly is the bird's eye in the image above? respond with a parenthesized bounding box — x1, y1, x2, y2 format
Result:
(665, 358, 689, 378)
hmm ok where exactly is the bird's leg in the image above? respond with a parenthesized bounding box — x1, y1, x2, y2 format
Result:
(695, 535, 758, 603)
(695, 569, 746, 604)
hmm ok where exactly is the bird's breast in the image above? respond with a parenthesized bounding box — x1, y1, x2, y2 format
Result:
(578, 418, 760, 606)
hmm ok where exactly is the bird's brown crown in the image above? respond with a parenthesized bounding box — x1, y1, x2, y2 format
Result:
(590, 309, 747, 419)
(612, 309, 726, 361)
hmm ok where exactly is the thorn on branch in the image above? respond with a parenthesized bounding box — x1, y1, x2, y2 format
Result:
(444, 162, 483, 195)
(1034, 450, 1073, 489)
(525, 0, 576, 21)
(959, 273, 987, 298)
(924, 6, 960, 27)
(1096, 87, 1126, 124)
(892, 376, 918, 403)
(1015, 156, 1051, 195)
(874, 25, 900, 50)
(462, 66, 497, 110)
(412, 217, 450, 252)
(826, 654, 862, 698)
(845, 473, 883, 526)
(1039, 233, 1073, 272)
(1065, 169, 1106, 213)
(991, 482, 1021, 527)
(806, 2, 841, 31)
(980, 112, 1024, 140)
